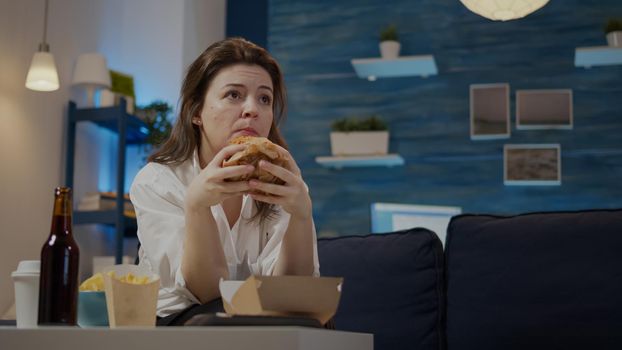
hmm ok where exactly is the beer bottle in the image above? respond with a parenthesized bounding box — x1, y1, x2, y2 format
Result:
(38, 187, 80, 326)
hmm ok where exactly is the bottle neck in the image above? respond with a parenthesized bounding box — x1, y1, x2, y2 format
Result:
(50, 187, 73, 236)
(50, 215, 72, 236)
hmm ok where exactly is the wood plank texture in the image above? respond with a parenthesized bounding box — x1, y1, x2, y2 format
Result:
(268, 0, 622, 237)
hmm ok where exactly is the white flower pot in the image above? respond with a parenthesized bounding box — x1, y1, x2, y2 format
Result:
(379, 41, 401, 59)
(330, 131, 389, 156)
(607, 31, 622, 47)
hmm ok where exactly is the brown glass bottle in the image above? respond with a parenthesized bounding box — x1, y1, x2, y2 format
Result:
(38, 187, 80, 326)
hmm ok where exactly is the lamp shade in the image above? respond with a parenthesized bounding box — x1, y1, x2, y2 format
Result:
(71, 53, 111, 87)
(460, 0, 549, 21)
(25, 51, 59, 92)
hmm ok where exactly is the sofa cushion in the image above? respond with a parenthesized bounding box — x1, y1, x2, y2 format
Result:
(445, 209, 622, 350)
(318, 228, 445, 350)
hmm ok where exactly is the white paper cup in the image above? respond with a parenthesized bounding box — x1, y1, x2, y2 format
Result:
(11, 260, 40, 328)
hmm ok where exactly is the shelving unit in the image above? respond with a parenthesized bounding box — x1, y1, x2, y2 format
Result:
(351, 55, 438, 80)
(65, 99, 147, 263)
(315, 154, 404, 169)
(574, 46, 622, 68)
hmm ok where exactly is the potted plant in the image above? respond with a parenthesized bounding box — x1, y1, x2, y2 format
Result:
(135, 100, 173, 152)
(379, 24, 400, 59)
(604, 18, 622, 47)
(330, 115, 389, 156)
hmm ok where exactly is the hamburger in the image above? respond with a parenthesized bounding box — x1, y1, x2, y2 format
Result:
(222, 136, 287, 185)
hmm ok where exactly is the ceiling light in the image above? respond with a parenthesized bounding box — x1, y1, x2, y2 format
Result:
(460, 0, 550, 21)
(25, 0, 59, 92)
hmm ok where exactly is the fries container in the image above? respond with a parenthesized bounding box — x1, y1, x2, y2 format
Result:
(219, 275, 343, 325)
(102, 264, 160, 327)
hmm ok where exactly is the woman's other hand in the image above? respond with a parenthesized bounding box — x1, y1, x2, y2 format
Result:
(185, 144, 254, 210)
(247, 145, 312, 219)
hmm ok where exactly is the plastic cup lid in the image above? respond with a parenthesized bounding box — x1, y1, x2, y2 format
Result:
(14, 260, 40, 274)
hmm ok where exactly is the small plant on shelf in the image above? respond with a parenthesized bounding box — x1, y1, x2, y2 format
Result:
(379, 24, 401, 59)
(330, 115, 389, 156)
(604, 18, 622, 34)
(604, 18, 622, 47)
(380, 24, 399, 42)
(331, 115, 388, 132)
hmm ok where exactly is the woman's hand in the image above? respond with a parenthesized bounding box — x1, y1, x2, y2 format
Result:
(185, 144, 254, 211)
(247, 145, 312, 219)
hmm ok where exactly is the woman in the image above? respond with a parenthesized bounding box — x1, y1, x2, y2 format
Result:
(130, 38, 320, 326)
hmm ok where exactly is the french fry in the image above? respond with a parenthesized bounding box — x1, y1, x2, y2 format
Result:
(79, 273, 105, 291)
(106, 271, 151, 285)
(79, 271, 151, 291)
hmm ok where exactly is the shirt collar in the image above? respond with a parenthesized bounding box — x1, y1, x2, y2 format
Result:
(191, 149, 202, 177)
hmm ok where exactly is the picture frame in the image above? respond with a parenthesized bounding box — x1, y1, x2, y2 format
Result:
(470, 83, 510, 140)
(516, 89, 573, 130)
(109, 70, 135, 99)
(504, 144, 561, 186)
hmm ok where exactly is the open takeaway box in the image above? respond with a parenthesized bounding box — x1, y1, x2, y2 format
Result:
(219, 275, 343, 325)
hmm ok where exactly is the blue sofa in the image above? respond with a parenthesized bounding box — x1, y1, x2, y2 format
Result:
(318, 209, 622, 350)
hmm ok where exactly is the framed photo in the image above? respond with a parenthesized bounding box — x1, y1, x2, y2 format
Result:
(109, 70, 135, 99)
(516, 89, 573, 129)
(470, 83, 510, 140)
(504, 144, 561, 186)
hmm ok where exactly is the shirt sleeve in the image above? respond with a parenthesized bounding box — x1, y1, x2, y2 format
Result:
(129, 164, 200, 305)
(255, 209, 321, 277)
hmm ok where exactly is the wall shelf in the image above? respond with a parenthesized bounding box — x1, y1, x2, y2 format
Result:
(351, 55, 438, 80)
(74, 210, 137, 237)
(66, 99, 145, 262)
(575, 46, 622, 68)
(69, 105, 148, 144)
(315, 154, 404, 169)
(74, 210, 135, 225)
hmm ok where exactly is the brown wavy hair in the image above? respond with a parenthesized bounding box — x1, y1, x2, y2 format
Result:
(149, 37, 288, 224)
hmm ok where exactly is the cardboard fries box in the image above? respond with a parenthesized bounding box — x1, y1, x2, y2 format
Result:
(102, 264, 160, 327)
(219, 275, 343, 325)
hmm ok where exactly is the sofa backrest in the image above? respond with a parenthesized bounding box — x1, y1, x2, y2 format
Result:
(318, 228, 446, 350)
(445, 209, 622, 350)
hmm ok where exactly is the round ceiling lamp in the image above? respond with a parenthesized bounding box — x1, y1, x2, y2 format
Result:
(459, 0, 550, 21)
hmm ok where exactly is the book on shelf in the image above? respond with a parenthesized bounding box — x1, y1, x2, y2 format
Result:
(78, 192, 135, 216)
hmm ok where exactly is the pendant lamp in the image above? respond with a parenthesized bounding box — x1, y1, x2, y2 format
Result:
(460, 0, 550, 21)
(25, 0, 60, 91)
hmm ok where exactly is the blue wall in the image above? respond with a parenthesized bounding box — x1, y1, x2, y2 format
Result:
(267, 0, 622, 237)
(227, 0, 268, 48)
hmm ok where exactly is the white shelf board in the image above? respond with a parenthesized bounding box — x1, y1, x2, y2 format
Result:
(351, 55, 438, 80)
(575, 46, 622, 67)
(315, 154, 404, 169)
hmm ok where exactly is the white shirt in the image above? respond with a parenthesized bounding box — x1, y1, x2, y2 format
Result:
(130, 151, 320, 317)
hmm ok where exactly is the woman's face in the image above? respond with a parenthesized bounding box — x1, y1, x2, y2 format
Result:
(194, 63, 274, 161)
